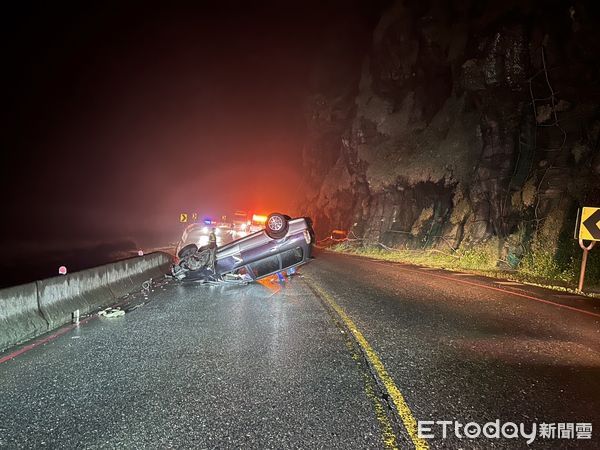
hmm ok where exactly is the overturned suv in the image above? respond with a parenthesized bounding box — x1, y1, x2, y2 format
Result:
(172, 213, 314, 283)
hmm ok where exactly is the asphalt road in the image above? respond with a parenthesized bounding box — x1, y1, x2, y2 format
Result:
(1, 250, 599, 449)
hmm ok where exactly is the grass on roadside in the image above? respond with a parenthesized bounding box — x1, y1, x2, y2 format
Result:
(328, 241, 600, 298)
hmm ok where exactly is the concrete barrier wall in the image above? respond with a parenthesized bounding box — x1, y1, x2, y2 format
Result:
(0, 252, 172, 352)
(0, 282, 47, 352)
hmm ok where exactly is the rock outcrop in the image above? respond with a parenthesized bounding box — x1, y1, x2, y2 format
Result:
(299, 0, 600, 272)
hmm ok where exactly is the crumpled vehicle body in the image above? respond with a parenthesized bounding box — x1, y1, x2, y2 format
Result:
(172, 214, 314, 284)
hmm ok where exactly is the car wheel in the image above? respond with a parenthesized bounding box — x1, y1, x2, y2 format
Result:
(178, 243, 198, 259)
(265, 212, 289, 239)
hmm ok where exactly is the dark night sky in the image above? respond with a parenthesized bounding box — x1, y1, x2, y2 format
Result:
(1, 1, 377, 284)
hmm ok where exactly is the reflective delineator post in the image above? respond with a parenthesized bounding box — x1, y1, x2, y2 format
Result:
(578, 239, 596, 292)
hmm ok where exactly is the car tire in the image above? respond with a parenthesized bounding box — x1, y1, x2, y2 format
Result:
(265, 213, 289, 239)
(178, 243, 198, 259)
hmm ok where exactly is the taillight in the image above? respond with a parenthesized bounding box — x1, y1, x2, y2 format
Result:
(303, 230, 311, 244)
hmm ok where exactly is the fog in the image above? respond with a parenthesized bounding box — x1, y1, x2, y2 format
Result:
(1, 1, 375, 285)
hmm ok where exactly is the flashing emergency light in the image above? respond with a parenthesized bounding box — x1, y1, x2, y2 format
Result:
(252, 214, 268, 224)
(203, 218, 212, 225)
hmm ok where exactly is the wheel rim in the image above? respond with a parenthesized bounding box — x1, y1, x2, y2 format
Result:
(268, 216, 284, 231)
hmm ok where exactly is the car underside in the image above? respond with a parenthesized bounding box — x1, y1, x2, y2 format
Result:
(171, 213, 314, 284)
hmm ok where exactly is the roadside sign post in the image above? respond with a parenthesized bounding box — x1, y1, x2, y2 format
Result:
(578, 239, 596, 292)
(576, 207, 600, 292)
(180, 213, 188, 223)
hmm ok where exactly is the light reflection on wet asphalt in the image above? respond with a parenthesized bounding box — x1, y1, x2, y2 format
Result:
(1, 250, 599, 449)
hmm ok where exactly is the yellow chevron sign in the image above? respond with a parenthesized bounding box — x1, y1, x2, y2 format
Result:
(179, 213, 188, 223)
(579, 207, 600, 241)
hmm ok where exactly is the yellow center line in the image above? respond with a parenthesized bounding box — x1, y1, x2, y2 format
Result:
(304, 277, 429, 450)
(344, 340, 398, 449)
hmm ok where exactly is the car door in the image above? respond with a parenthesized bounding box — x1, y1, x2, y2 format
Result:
(247, 254, 282, 280)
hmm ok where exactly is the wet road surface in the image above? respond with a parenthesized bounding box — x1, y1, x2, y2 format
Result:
(1, 250, 599, 449)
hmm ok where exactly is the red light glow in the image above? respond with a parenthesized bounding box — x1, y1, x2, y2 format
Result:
(252, 214, 267, 224)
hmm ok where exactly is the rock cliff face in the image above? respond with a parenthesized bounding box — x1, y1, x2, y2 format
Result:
(300, 0, 600, 270)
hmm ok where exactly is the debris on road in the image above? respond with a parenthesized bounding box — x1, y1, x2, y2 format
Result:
(124, 303, 145, 313)
(141, 279, 153, 292)
(98, 307, 125, 318)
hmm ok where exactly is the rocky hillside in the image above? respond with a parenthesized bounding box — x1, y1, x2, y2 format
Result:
(299, 0, 600, 275)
